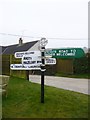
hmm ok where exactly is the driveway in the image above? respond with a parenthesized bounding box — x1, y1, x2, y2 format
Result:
(29, 75, 89, 95)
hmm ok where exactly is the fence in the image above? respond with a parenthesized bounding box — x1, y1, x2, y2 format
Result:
(10, 55, 27, 79)
(0, 55, 2, 75)
(56, 59, 73, 74)
(2, 54, 88, 77)
(2, 55, 10, 76)
(2, 55, 27, 79)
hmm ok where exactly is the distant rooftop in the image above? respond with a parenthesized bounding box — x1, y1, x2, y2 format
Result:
(0, 40, 38, 55)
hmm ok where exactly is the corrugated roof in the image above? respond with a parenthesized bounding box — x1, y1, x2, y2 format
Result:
(2, 40, 38, 55)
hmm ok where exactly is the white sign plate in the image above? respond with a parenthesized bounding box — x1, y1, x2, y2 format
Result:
(22, 55, 41, 65)
(22, 56, 56, 65)
(45, 58, 56, 65)
(15, 51, 41, 58)
(10, 64, 41, 70)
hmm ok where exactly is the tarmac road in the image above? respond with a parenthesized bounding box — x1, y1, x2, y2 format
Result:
(29, 75, 89, 95)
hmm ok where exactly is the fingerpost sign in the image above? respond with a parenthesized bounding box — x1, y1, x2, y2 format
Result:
(10, 38, 56, 103)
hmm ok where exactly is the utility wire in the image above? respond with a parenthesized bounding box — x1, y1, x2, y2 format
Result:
(0, 32, 37, 38)
(0, 32, 88, 40)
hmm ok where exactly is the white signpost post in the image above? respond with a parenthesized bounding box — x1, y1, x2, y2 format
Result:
(10, 38, 56, 103)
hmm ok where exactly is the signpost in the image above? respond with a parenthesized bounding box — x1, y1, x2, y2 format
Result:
(11, 38, 85, 104)
(10, 38, 56, 103)
(40, 38, 48, 103)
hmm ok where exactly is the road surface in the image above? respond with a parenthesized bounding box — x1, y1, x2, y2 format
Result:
(29, 75, 89, 95)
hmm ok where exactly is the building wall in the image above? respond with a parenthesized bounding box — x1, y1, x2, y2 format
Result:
(28, 41, 40, 51)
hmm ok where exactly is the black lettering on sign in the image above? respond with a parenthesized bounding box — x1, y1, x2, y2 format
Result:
(23, 61, 36, 64)
(23, 57, 32, 60)
(37, 61, 42, 63)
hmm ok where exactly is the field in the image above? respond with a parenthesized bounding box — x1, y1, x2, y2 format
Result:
(2, 76, 88, 118)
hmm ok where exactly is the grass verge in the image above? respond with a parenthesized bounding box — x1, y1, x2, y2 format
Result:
(55, 73, 89, 79)
(2, 76, 89, 118)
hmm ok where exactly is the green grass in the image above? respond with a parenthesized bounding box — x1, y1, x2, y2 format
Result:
(55, 73, 89, 79)
(2, 76, 88, 118)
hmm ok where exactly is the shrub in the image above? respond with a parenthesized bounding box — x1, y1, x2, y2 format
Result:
(73, 57, 88, 74)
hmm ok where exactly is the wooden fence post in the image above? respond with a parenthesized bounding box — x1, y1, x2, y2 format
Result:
(26, 70, 29, 80)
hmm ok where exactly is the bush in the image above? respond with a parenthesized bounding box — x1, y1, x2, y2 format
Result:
(73, 57, 88, 74)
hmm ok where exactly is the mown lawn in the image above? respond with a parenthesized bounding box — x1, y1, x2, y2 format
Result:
(2, 76, 88, 118)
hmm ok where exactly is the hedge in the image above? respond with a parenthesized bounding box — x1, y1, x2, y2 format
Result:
(73, 56, 88, 74)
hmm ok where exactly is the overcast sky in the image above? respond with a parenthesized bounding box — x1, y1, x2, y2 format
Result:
(0, 0, 88, 48)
